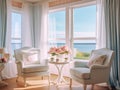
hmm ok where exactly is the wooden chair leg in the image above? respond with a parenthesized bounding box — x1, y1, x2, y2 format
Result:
(48, 75, 50, 85)
(23, 77, 27, 87)
(41, 76, 44, 80)
(16, 76, 19, 82)
(83, 84, 87, 90)
(91, 84, 94, 90)
(106, 82, 112, 90)
(108, 86, 112, 90)
(70, 78, 72, 88)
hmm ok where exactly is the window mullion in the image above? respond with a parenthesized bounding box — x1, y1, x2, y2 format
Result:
(70, 7, 74, 60)
(66, 7, 69, 47)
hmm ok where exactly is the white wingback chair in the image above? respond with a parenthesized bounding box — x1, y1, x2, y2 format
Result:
(70, 48, 114, 90)
(14, 47, 49, 86)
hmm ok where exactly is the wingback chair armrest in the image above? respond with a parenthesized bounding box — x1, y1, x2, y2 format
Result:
(15, 60, 23, 67)
(15, 60, 23, 75)
(15, 60, 23, 65)
(41, 59, 49, 65)
(15, 60, 21, 64)
(90, 64, 110, 80)
(73, 60, 88, 68)
(90, 64, 109, 70)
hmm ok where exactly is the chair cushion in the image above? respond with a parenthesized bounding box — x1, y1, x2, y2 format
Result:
(22, 52, 40, 65)
(23, 64, 48, 73)
(87, 53, 106, 67)
(70, 67, 90, 79)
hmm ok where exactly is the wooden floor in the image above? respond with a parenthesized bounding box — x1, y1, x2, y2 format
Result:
(0, 75, 114, 90)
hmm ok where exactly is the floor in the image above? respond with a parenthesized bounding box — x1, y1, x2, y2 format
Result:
(0, 75, 115, 90)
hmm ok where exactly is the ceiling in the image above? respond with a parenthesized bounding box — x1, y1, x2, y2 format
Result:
(25, 0, 44, 2)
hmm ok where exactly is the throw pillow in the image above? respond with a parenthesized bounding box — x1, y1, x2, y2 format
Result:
(23, 53, 40, 65)
(87, 53, 106, 67)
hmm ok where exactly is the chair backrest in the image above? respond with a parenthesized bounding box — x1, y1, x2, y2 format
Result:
(14, 47, 41, 65)
(91, 48, 114, 67)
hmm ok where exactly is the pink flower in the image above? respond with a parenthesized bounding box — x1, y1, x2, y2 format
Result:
(55, 48, 63, 54)
(48, 47, 57, 55)
(60, 46, 70, 54)
(61, 46, 68, 51)
(48, 45, 71, 55)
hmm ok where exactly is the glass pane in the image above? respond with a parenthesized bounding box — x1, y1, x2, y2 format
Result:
(48, 10, 66, 39)
(11, 39, 21, 43)
(73, 5, 96, 38)
(73, 40, 96, 60)
(11, 12, 22, 38)
(11, 12, 22, 53)
(11, 43, 21, 51)
(48, 40, 65, 48)
(11, 39, 21, 52)
(73, 5, 96, 60)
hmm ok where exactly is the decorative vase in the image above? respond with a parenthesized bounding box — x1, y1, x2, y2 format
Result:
(64, 58, 68, 62)
(50, 55, 56, 61)
(64, 54, 68, 62)
(56, 54, 63, 62)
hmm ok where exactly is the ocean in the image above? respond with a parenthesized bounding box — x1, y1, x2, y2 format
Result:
(57, 43, 96, 53)
(11, 43, 96, 53)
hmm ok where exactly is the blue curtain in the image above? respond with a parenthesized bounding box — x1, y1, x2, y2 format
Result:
(104, 0, 120, 89)
(0, 0, 7, 47)
(30, 4, 41, 48)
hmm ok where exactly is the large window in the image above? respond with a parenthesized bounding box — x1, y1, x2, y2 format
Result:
(48, 3, 96, 60)
(73, 5, 96, 59)
(11, 12, 22, 53)
(48, 10, 66, 48)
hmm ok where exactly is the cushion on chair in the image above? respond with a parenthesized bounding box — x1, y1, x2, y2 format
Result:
(22, 51, 40, 65)
(87, 53, 106, 67)
(23, 64, 48, 73)
(70, 67, 90, 79)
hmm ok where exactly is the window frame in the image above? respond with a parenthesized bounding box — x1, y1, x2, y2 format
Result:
(48, 0, 96, 60)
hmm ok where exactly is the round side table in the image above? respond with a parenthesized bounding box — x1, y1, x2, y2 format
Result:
(49, 61, 69, 85)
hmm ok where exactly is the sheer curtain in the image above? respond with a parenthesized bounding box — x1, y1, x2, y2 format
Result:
(30, 3, 42, 48)
(39, 1, 48, 61)
(24, 1, 48, 53)
(2, 0, 17, 79)
(22, 2, 32, 47)
(96, 0, 106, 49)
(29, 1, 48, 60)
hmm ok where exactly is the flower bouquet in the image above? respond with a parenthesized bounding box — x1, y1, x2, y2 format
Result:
(48, 46, 71, 62)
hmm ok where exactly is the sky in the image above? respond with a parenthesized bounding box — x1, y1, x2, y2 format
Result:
(12, 13, 21, 38)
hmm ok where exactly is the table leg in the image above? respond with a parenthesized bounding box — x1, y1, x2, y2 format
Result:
(54, 64, 67, 85)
